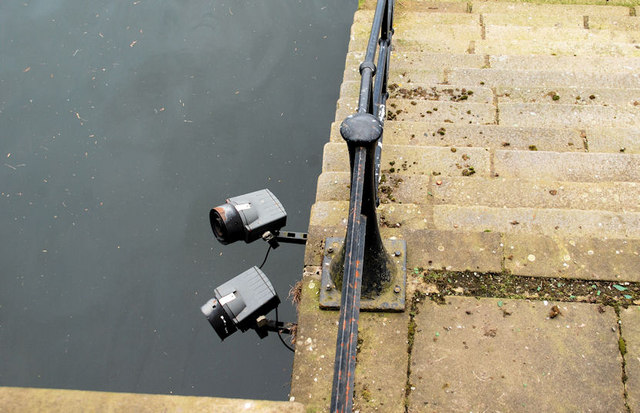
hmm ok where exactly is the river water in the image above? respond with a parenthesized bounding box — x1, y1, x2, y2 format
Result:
(0, 0, 356, 400)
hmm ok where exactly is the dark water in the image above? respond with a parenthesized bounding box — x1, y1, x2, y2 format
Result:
(0, 0, 355, 400)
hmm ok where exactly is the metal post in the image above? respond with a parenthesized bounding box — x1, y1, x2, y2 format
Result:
(329, 113, 393, 298)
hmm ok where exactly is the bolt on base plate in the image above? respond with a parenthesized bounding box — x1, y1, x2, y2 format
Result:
(319, 237, 407, 312)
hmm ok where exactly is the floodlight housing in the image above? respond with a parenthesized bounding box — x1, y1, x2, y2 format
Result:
(201, 266, 280, 340)
(210, 189, 287, 245)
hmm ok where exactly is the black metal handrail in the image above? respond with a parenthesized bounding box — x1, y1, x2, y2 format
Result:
(329, 0, 395, 411)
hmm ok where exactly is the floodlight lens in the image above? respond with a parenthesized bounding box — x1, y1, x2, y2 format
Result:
(209, 203, 243, 245)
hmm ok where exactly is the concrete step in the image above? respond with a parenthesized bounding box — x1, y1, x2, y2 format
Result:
(345, 67, 640, 91)
(357, 36, 640, 56)
(472, 2, 632, 18)
(337, 99, 639, 129)
(323, 143, 640, 182)
(307, 201, 640, 280)
(482, 12, 585, 28)
(496, 86, 640, 107)
(329, 122, 588, 152)
(488, 54, 640, 73)
(495, 150, 640, 182)
(358, 0, 470, 13)
(339, 80, 640, 108)
(590, 15, 640, 30)
(475, 38, 640, 57)
(354, 9, 479, 29)
(435, 204, 640, 238)
(448, 68, 640, 89)
(321, 142, 492, 177)
(503, 233, 640, 281)
(485, 24, 640, 43)
(335, 98, 496, 124)
(499, 102, 640, 128)
(364, 52, 640, 73)
(316, 172, 640, 213)
(484, 14, 640, 31)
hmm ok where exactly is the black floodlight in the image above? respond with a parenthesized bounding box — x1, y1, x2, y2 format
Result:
(210, 189, 287, 245)
(201, 266, 280, 340)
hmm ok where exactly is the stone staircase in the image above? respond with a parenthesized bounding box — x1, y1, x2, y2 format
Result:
(292, 1, 640, 412)
(312, 0, 640, 283)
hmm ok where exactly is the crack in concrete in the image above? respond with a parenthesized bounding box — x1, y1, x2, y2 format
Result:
(615, 306, 632, 413)
(403, 291, 424, 412)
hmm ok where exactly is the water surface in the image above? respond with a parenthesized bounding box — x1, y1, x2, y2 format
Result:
(0, 0, 356, 400)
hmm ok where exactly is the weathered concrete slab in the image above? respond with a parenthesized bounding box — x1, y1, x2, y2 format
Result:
(338, 83, 493, 104)
(496, 86, 640, 108)
(409, 297, 625, 412)
(489, 54, 640, 73)
(384, 100, 496, 123)
(494, 150, 640, 182)
(482, 12, 584, 28)
(387, 52, 485, 71)
(349, 34, 475, 54)
(588, 127, 640, 154)
(0, 387, 304, 413)
(433, 204, 640, 238)
(476, 38, 640, 57)
(473, 2, 631, 17)
(358, 0, 470, 13)
(322, 142, 492, 177)
(330, 121, 586, 152)
(309, 201, 431, 231)
(449, 68, 640, 89)
(402, 229, 503, 272)
(318, 172, 640, 213)
(590, 15, 640, 30)
(621, 306, 640, 412)
(290, 273, 410, 413)
(486, 24, 640, 43)
(431, 177, 640, 212)
(499, 102, 640, 128)
(504, 234, 640, 281)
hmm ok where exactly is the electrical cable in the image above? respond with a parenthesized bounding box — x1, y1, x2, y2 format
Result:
(275, 307, 295, 353)
(258, 245, 272, 269)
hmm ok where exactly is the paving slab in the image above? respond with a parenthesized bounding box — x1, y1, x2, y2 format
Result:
(322, 142, 492, 177)
(329, 121, 586, 151)
(494, 150, 640, 182)
(431, 176, 640, 212)
(449, 68, 640, 89)
(504, 234, 640, 281)
(485, 24, 640, 43)
(473, 2, 631, 17)
(433, 204, 640, 238)
(489, 54, 640, 73)
(387, 84, 494, 103)
(387, 52, 485, 71)
(290, 273, 410, 413)
(590, 15, 640, 30)
(358, 36, 475, 54)
(318, 172, 640, 213)
(408, 297, 625, 412)
(496, 86, 640, 107)
(499, 102, 640, 128)
(588, 127, 640, 154)
(621, 306, 640, 412)
(476, 38, 640, 57)
(384, 100, 496, 123)
(402, 229, 503, 272)
(482, 12, 584, 28)
(351, 12, 481, 41)
(0, 387, 304, 413)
